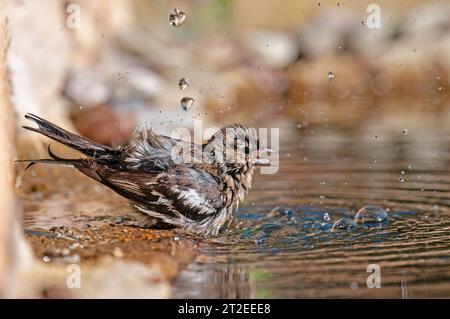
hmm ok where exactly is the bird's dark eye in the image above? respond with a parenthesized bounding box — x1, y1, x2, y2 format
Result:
(244, 137, 250, 155)
(211, 150, 215, 156)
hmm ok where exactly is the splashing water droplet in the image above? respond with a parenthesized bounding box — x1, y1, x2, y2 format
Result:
(399, 176, 405, 182)
(169, 8, 186, 27)
(354, 205, 388, 224)
(178, 78, 189, 90)
(181, 97, 195, 111)
(42, 256, 51, 263)
(327, 72, 334, 80)
(331, 218, 356, 232)
(267, 206, 293, 219)
(402, 129, 408, 135)
(323, 212, 331, 221)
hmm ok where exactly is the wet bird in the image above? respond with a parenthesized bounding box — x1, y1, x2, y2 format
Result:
(18, 114, 271, 236)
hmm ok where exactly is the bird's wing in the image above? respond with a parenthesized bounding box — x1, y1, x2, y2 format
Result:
(153, 166, 224, 219)
(122, 128, 202, 172)
(96, 164, 224, 220)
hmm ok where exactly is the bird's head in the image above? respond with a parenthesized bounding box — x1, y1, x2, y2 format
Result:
(203, 124, 271, 181)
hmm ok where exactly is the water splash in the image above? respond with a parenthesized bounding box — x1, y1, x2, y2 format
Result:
(331, 218, 357, 232)
(169, 8, 187, 27)
(181, 97, 195, 111)
(178, 78, 189, 90)
(354, 205, 388, 225)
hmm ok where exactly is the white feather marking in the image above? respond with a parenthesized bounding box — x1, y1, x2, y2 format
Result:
(175, 188, 215, 215)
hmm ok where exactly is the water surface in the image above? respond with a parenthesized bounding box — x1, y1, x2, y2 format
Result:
(173, 121, 450, 298)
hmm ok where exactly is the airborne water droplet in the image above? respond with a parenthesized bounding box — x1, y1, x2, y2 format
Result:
(181, 97, 195, 111)
(178, 78, 189, 90)
(399, 176, 405, 182)
(354, 205, 388, 224)
(327, 72, 334, 80)
(42, 255, 51, 263)
(169, 8, 186, 27)
(402, 129, 408, 135)
(323, 212, 331, 222)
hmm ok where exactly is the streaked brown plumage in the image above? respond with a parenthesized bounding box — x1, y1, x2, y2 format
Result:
(18, 113, 271, 236)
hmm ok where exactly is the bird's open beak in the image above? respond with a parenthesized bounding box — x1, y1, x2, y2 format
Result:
(254, 158, 271, 166)
(253, 148, 277, 166)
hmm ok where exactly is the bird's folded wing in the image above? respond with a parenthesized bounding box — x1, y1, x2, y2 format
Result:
(98, 165, 224, 220)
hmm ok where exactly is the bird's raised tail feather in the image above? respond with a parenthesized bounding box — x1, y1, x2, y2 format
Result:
(22, 113, 122, 161)
(15, 144, 82, 170)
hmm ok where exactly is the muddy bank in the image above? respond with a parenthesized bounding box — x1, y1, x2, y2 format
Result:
(16, 165, 198, 298)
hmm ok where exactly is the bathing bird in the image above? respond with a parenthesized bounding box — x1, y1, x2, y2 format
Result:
(18, 113, 271, 236)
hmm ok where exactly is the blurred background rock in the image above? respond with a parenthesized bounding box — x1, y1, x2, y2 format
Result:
(3, 0, 449, 147)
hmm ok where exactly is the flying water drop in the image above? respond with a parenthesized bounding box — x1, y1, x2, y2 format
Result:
(178, 78, 189, 90)
(181, 97, 195, 111)
(169, 8, 186, 27)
